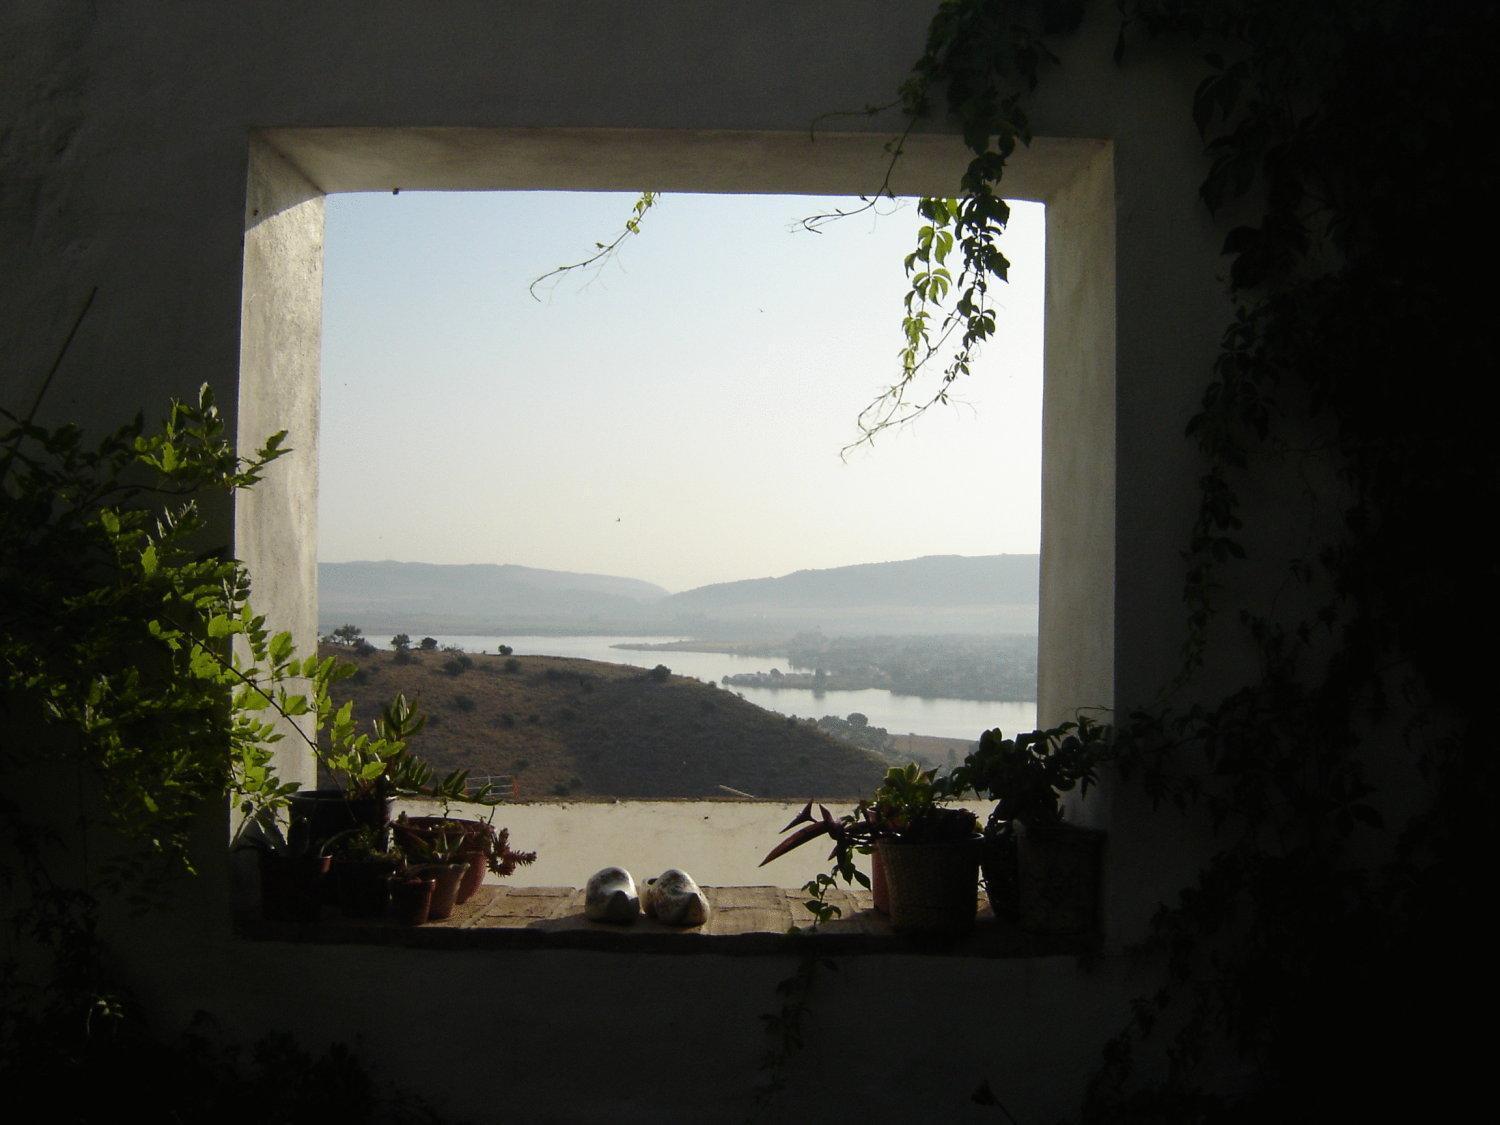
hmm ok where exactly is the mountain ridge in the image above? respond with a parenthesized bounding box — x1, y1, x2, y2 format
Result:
(318, 553, 1039, 637)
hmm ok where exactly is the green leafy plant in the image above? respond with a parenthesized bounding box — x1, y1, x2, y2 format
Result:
(761, 763, 978, 925)
(1, 382, 299, 889)
(947, 717, 1113, 834)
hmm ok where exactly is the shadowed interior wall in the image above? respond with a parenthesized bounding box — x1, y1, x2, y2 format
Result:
(1, 3, 1237, 1119)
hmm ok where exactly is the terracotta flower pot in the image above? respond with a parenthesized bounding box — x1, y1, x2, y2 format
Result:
(418, 862, 470, 921)
(395, 817, 491, 903)
(387, 872, 437, 926)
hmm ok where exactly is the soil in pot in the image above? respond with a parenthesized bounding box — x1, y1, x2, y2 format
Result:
(1016, 823, 1105, 936)
(876, 837, 981, 934)
(387, 872, 437, 926)
(258, 853, 330, 923)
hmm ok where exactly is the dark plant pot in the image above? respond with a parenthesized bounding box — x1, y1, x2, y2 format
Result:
(418, 863, 469, 921)
(387, 872, 437, 926)
(258, 852, 330, 923)
(876, 836, 981, 934)
(290, 790, 395, 848)
(979, 832, 1020, 923)
(334, 857, 400, 918)
(1016, 823, 1105, 936)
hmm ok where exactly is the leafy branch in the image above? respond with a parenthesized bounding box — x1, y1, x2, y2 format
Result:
(528, 191, 659, 301)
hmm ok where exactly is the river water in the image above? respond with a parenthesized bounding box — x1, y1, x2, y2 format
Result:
(432, 634, 1037, 741)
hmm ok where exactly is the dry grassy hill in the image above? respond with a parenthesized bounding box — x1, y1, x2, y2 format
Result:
(320, 643, 888, 800)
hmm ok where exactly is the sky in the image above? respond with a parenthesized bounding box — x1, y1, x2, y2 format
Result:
(319, 190, 1044, 593)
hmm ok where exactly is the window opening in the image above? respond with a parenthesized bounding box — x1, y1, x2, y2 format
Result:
(314, 189, 1045, 888)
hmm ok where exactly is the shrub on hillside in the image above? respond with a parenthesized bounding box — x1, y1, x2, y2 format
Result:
(503, 658, 520, 673)
(648, 664, 671, 683)
(453, 694, 475, 712)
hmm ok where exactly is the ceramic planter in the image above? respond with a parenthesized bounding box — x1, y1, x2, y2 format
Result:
(418, 862, 470, 921)
(334, 856, 400, 918)
(258, 852, 330, 923)
(290, 789, 395, 848)
(979, 832, 1020, 923)
(875, 836, 981, 934)
(1016, 823, 1105, 936)
(395, 817, 491, 903)
(387, 871, 437, 926)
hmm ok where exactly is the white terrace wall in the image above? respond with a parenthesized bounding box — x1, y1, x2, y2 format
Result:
(2, 2, 1240, 1120)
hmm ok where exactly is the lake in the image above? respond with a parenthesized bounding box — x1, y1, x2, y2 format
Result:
(432, 634, 1037, 741)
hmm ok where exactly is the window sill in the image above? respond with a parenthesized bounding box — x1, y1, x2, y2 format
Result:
(237, 885, 1100, 958)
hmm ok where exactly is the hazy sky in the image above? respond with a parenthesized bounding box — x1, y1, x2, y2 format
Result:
(319, 191, 1044, 593)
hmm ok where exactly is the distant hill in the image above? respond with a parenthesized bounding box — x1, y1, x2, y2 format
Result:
(662, 554, 1038, 636)
(319, 561, 668, 634)
(320, 644, 888, 800)
(318, 554, 1039, 637)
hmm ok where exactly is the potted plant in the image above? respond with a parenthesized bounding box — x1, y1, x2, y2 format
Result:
(326, 825, 402, 919)
(234, 815, 332, 924)
(392, 818, 471, 921)
(386, 865, 438, 926)
(290, 690, 439, 848)
(947, 717, 1112, 935)
(762, 763, 981, 934)
(393, 793, 538, 906)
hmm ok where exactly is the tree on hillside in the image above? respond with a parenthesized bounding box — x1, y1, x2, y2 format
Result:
(419, 636, 437, 651)
(327, 623, 364, 647)
(390, 633, 411, 652)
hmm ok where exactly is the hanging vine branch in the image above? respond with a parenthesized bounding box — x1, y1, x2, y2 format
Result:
(528, 191, 659, 301)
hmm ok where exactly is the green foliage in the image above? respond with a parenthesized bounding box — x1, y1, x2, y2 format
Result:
(0, 383, 296, 888)
(530, 191, 659, 299)
(946, 716, 1112, 832)
(327, 623, 365, 647)
(762, 762, 978, 924)
(418, 636, 437, 651)
(882, 0, 1498, 1114)
(648, 663, 671, 682)
(389, 633, 411, 652)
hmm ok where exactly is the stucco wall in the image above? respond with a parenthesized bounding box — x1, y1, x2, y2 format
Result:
(2, 2, 1235, 1119)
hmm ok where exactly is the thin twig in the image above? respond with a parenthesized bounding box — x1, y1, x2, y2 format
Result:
(0, 287, 98, 488)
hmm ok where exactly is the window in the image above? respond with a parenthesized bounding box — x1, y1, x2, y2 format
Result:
(238, 126, 1114, 914)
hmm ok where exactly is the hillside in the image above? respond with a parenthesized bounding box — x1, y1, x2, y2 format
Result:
(660, 553, 1039, 636)
(318, 553, 1040, 637)
(319, 643, 888, 800)
(666, 553, 1038, 609)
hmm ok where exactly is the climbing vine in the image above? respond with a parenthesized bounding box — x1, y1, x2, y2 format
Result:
(873, 0, 1497, 1117)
